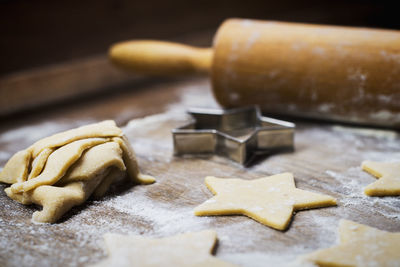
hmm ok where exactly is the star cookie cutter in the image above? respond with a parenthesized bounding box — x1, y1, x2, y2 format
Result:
(172, 106, 295, 165)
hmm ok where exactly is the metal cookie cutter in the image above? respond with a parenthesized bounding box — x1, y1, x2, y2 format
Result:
(172, 106, 295, 165)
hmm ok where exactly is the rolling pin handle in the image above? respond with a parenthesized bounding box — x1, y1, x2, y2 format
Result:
(109, 40, 212, 76)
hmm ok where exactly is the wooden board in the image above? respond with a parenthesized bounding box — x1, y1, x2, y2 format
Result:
(1, 79, 400, 267)
(0, 30, 212, 116)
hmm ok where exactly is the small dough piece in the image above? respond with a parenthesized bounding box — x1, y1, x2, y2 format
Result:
(28, 148, 54, 180)
(362, 161, 400, 196)
(92, 230, 236, 267)
(113, 136, 155, 184)
(0, 120, 155, 223)
(92, 168, 125, 199)
(303, 219, 400, 267)
(194, 173, 337, 230)
(5, 168, 110, 223)
(0, 150, 30, 184)
(57, 141, 126, 185)
(11, 138, 109, 193)
(29, 120, 122, 158)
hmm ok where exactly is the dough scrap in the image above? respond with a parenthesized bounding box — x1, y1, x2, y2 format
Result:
(92, 230, 236, 267)
(194, 173, 337, 230)
(5, 169, 110, 222)
(28, 148, 54, 180)
(92, 168, 125, 199)
(11, 138, 109, 193)
(0, 150, 30, 184)
(0, 120, 155, 223)
(303, 219, 400, 267)
(28, 120, 122, 158)
(362, 161, 400, 196)
(113, 136, 155, 184)
(57, 141, 126, 185)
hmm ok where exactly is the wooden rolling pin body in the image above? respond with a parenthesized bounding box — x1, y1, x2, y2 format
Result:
(110, 19, 400, 128)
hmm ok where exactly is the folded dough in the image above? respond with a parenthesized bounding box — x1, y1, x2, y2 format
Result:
(11, 137, 110, 193)
(0, 120, 155, 223)
(29, 120, 123, 157)
(0, 150, 30, 184)
(28, 148, 54, 180)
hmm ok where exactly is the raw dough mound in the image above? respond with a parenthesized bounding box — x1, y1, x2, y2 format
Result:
(0, 120, 155, 223)
(303, 219, 400, 266)
(92, 230, 237, 267)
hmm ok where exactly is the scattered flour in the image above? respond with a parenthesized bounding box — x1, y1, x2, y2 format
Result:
(369, 110, 400, 123)
(332, 126, 398, 140)
(1, 83, 400, 267)
(103, 193, 211, 237)
(325, 167, 400, 221)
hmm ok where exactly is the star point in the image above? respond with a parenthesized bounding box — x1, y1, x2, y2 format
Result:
(194, 173, 337, 230)
(303, 219, 400, 267)
(362, 161, 400, 196)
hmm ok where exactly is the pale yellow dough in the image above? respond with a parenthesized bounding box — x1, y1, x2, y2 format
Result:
(57, 141, 126, 185)
(92, 230, 236, 267)
(194, 173, 337, 230)
(11, 138, 109, 193)
(112, 136, 155, 184)
(0, 150, 30, 184)
(28, 148, 54, 180)
(0, 121, 155, 223)
(303, 220, 400, 267)
(362, 161, 400, 196)
(29, 120, 122, 157)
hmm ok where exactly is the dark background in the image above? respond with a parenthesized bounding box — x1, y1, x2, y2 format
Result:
(1, 0, 399, 75)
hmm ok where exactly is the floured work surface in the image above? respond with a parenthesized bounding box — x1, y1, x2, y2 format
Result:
(1, 82, 400, 267)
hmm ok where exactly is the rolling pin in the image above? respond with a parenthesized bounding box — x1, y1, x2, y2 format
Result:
(109, 19, 400, 128)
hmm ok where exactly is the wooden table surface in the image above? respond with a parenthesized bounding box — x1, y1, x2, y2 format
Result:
(1, 77, 400, 267)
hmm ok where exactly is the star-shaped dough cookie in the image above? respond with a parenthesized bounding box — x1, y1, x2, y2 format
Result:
(92, 230, 236, 267)
(194, 173, 337, 230)
(303, 220, 400, 267)
(362, 161, 400, 196)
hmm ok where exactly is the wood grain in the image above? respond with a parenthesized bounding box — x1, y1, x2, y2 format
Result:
(0, 31, 212, 117)
(0, 79, 399, 267)
(0, 56, 141, 116)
